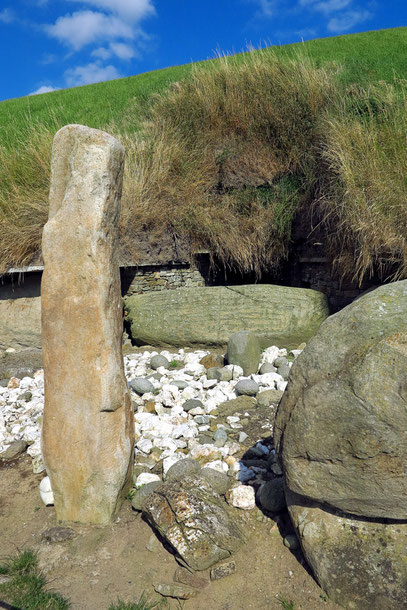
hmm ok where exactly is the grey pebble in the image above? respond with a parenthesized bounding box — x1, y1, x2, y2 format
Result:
(130, 377, 155, 395)
(235, 379, 259, 397)
(150, 355, 170, 370)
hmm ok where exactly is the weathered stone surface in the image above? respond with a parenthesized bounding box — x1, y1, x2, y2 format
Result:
(154, 583, 197, 599)
(124, 285, 329, 348)
(217, 395, 257, 417)
(131, 481, 163, 511)
(174, 567, 209, 589)
(227, 331, 261, 375)
(210, 561, 236, 581)
(0, 439, 27, 460)
(0, 297, 42, 351)
(166, 458, 201, 481)
(41, 125, 134, 524)
(256, 389, 283, 408)
(200, 467, 231, 495)
(143, 474, 245, 571)
(275, 281, 407, 519)
(200, 353, 224, 369)
(0, 350, 43, 379)
(41, 527, 76, 543)
(287, 488, 407, 610)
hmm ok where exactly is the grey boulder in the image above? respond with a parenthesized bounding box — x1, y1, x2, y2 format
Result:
(287, 488, 407, 610)
(275, 280, 407, 520)
(227, 331, 261, 376)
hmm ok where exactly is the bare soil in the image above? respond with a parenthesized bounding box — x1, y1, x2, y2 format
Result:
(0, 456, 340, 610)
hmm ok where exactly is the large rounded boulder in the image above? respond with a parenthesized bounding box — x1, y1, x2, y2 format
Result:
(275, 280, 407, 520)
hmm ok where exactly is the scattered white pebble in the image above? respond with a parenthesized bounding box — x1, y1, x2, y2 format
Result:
(39, 476, 54, 506)
(226, 485, 255, 510)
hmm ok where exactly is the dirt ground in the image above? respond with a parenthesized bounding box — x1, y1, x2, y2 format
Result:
(0, 456, 340, 610)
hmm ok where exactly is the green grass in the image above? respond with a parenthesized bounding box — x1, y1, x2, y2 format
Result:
(0, 28, 406, 148)
(278, 595, 295, 610)
(0, 549, 70, 609)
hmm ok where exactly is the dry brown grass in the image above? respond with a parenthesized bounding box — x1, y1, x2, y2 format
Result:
(0, 123, 52, 271)
(118, 51, 334, 275)
(318, 81, 407, 283)
(0, 51, 406, 285)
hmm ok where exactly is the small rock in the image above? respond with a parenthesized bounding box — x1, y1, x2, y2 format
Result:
(41, 527, 76, 543)
(200, 353, 224, 369)
(135, 472, 161, 488)
(172, 380, 189, 390)
(203, 460, 228, 474)
(136, 438, 153, 454)
(18, 391, 32, 402)
(131, 481, 162, 511)
(174, 567, 209, 589)
(227, 331, 262, 375)
(39, 476, 54, 506)
(226, 485, 256, 510)
(182, 399, 204, 412)
(146, 533, 162, 553)
(130, 377, 155, 395)
(284, 534, 300, 550)
(144, 400, 156, 414)
(166, 458, 201, 481)
(0, 440, 28, 460)
(7, 376, 20, 389)
(150, 355, 170, 370)
(210, 561, 236, 581)
(257, 478, 286, 513)
(213, 428, 228, 447)
(238, 431, 249, 443)
(256, 389, 284, 408)
(200, 467, 231, 495)
(163, 453, 186, 477)
(259, 362, 277, 374)
(218, 395, 257, 417)
(277, 364, 290, 380)
(207, 367, 220, 380)
(154, 583, 197, 600)
(273, 356, 288, 368)
(271, 463, 283, 475)
(235, 379, 259, 397)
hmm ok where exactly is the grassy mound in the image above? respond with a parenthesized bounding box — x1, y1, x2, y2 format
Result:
(1, 28, 407, 283)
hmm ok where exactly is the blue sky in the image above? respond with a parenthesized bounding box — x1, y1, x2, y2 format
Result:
(0, 0, 406, 101)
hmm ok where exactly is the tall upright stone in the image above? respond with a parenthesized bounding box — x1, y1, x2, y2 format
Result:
(41, 124, 134, 524)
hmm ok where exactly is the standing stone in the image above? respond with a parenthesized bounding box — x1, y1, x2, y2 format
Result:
(41, 124, 134, 524)
(227, 331, 262, 375)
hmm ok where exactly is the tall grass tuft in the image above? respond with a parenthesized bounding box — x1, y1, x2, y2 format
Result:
(0, 122, 53, 271)
(318, 81, 407, 283)
(119, 51, 335, 276)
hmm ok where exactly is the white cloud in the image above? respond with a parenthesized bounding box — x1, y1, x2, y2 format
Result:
(299, 0, 352, 13)
(327, 9, 371, 32)
(68, 0, 155, 23)
(65, 62, 121, 86)
(91, 46, 112, 60)
(91, 42, 135, 60)
(109, 42, 135, 59)
(29, 85, 59, 95)
(46, 10, 133, 50)
(0, 8, 15, 23)
(250, 0, 278, 18)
